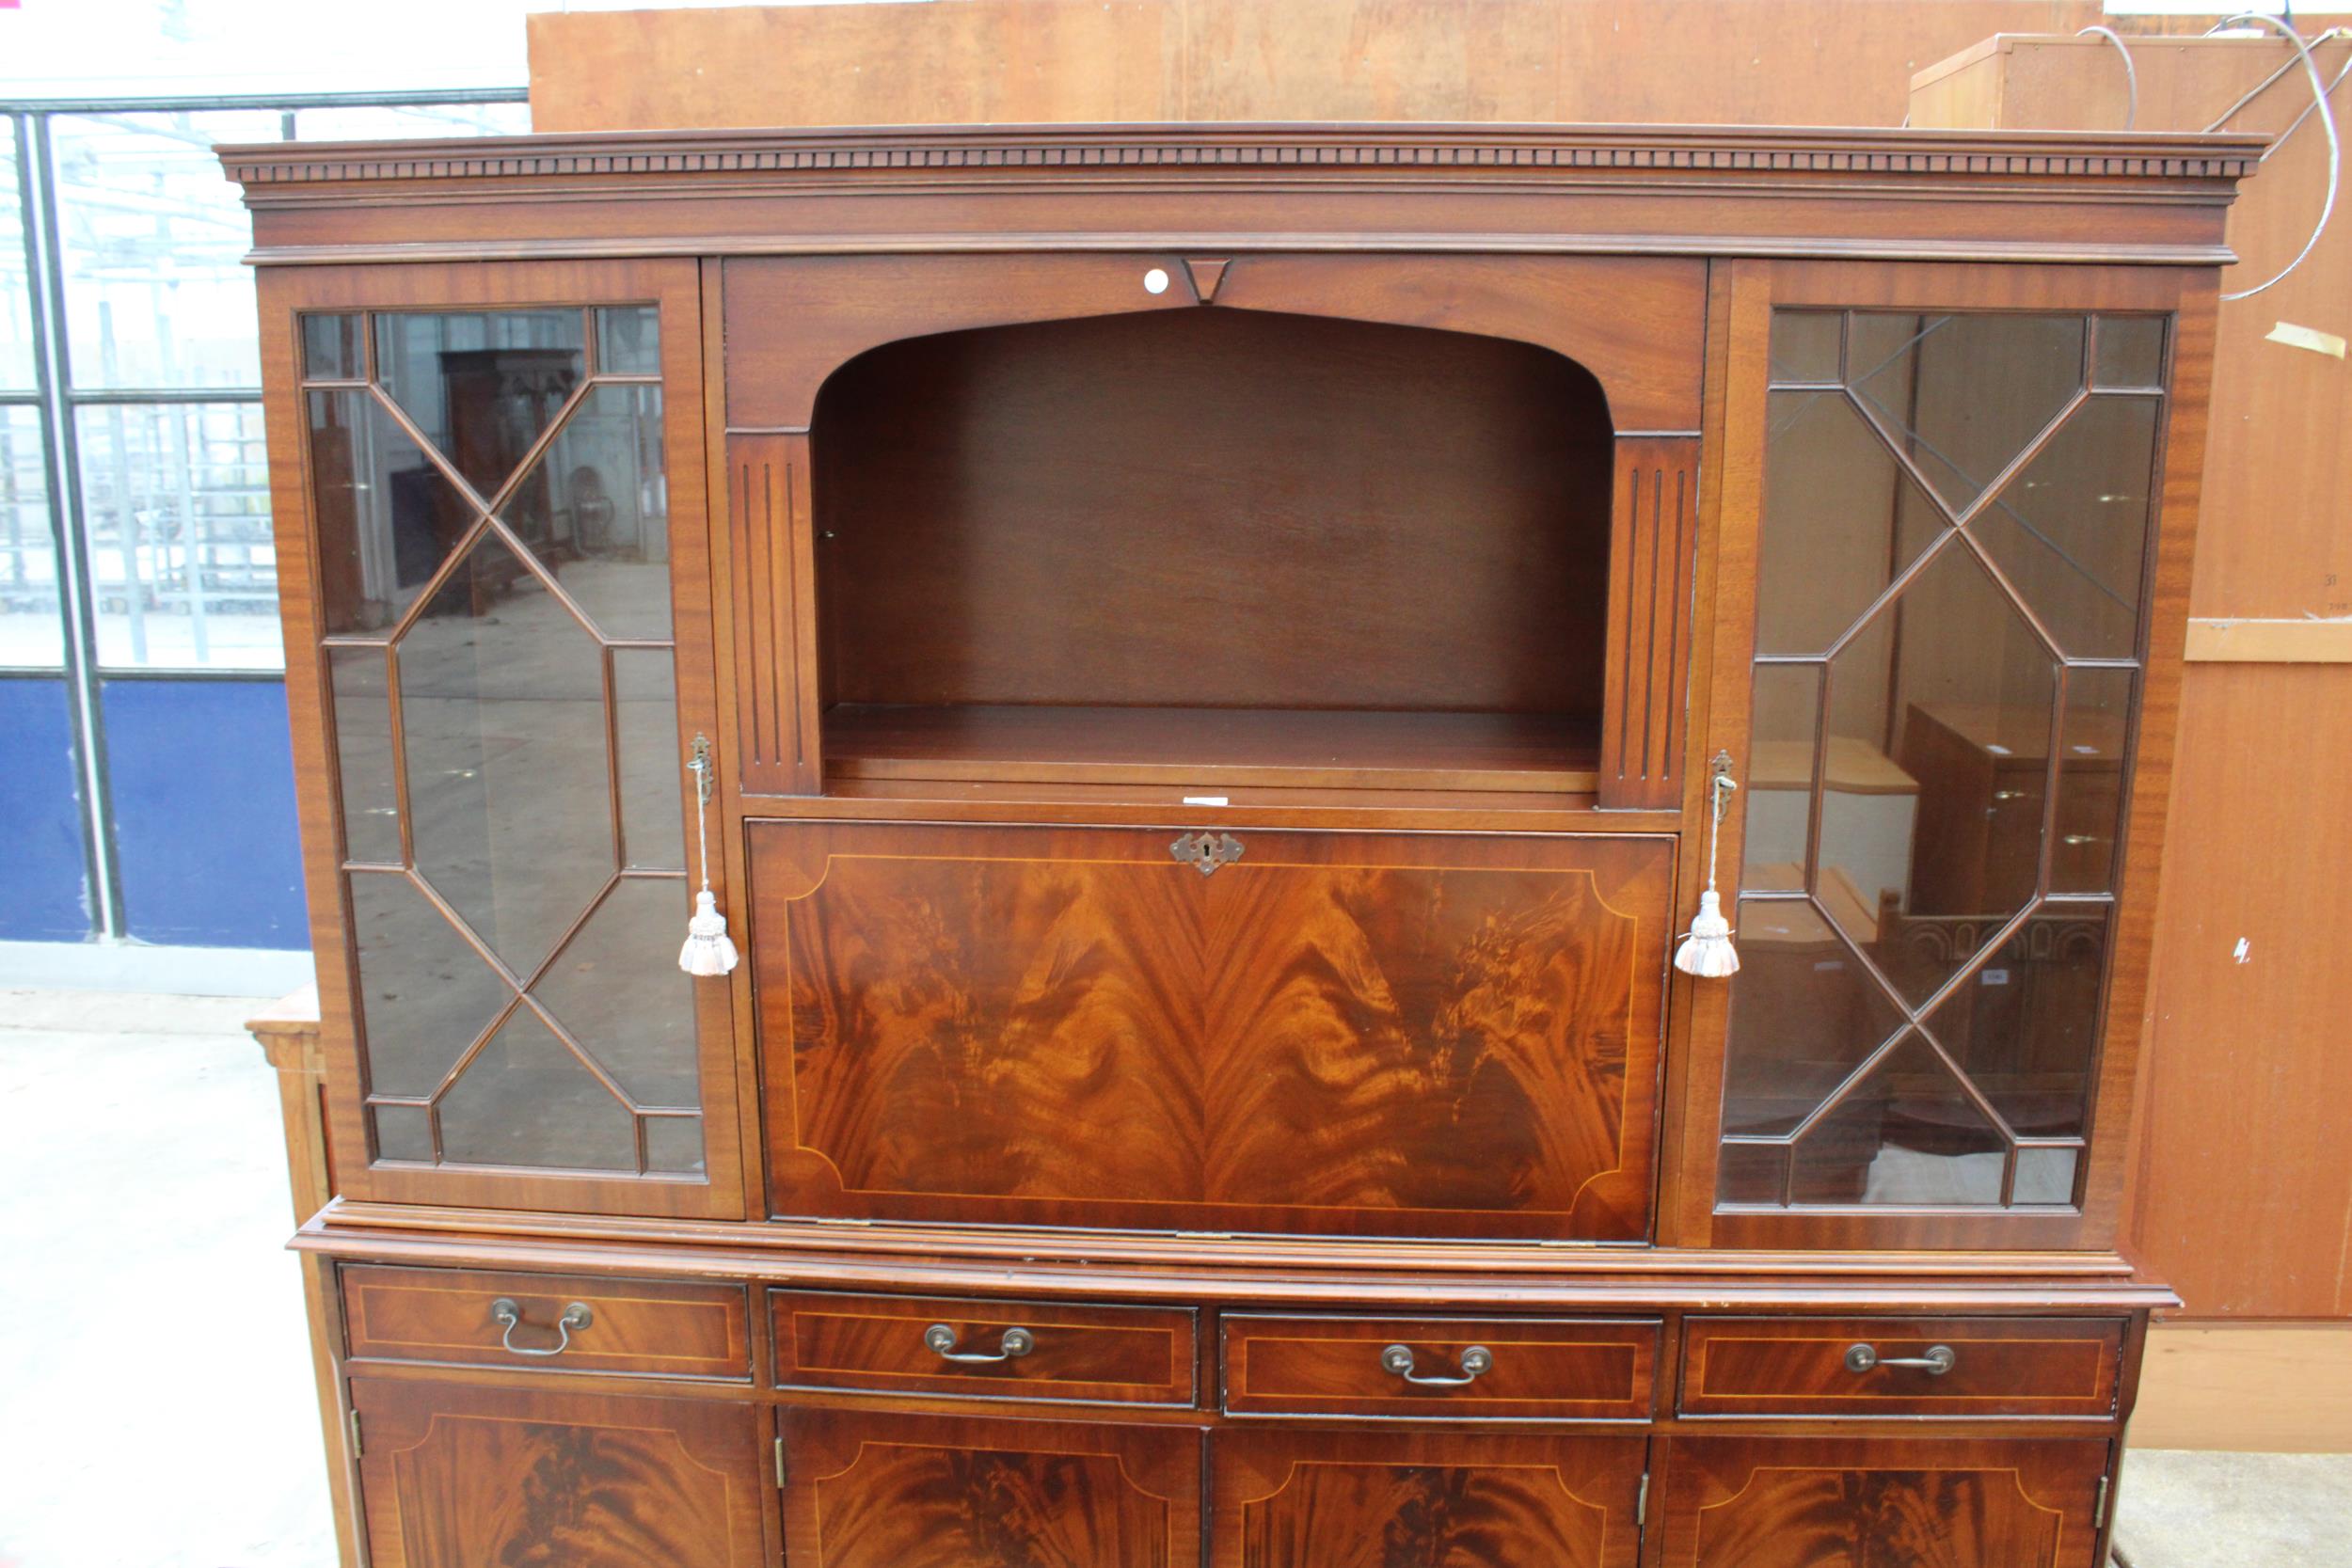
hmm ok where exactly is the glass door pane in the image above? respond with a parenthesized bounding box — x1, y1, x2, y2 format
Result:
(1724, 309, 2164, 1212)
(305, 303, 702, 1179)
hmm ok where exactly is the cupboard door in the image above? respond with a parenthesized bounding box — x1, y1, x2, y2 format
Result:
(1214, 1428, 1645, 1568)
(779, 1407, 1202, 1568)
(1654, 1435, 2110, 1568)
(348, 1376, 772, 1568)
(752, 820, 1674, 1240)
(265, 262, 742, 1217)
(1685, 262, 2203, 1250)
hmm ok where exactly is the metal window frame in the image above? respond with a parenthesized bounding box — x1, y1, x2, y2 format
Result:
(3, 87, 528, 941)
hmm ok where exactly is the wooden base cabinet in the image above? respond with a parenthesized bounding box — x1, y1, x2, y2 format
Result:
(228, 119, 2241, 1568)
(1653, 1436, 2114, 1568)
(779, 1409, 1202, 1568)
(348, 1378, 775, 1568)
(1215, 1429, 1647, 1568)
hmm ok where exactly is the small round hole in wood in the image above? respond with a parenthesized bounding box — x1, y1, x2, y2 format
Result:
(1143, 267, 1170, 294)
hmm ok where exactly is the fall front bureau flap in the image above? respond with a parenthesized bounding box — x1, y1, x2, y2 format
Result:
(747, 820, 1673, 1241)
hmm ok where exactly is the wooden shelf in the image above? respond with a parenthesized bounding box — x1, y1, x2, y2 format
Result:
(822, 705, 1601, 795)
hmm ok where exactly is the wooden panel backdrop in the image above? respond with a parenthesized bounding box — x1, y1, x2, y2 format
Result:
(1912, 30, 2352, 1447)
(532, 1, 2186, 133)
(1915, 31, 2352, 1313)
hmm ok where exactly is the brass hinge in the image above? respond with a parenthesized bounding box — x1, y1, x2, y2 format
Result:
(1636, 1470, 1650, 1530)
(2094, 1474, 2111, 1529)
(349, 1410, 363, 1459)
(774, 1435, 787, 1490)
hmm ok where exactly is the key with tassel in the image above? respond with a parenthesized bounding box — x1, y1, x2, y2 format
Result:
(678, 733, 740, 977)
(1675, 751, 1740, 979)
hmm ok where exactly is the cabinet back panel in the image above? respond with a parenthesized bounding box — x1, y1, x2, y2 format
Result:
(810, 307, 1614, 714)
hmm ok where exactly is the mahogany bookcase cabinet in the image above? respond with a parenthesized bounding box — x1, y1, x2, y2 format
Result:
(226, 122, 2255, 1568)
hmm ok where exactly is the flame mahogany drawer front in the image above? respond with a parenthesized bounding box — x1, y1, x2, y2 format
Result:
(341, 1265, 753, 1382)
(1222, 1314, 1660, 1419)
(1677, 1316, 2126, 1419)
(771, 1289, 1198, 1406)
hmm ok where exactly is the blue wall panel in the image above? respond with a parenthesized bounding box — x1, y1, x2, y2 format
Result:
(103, 677, 310, 950)
(0, 675, 94, 941)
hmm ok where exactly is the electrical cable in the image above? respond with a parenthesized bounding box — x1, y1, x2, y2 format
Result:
(2077, 25, 2139, 130)
(2202, 15, 2342, 300)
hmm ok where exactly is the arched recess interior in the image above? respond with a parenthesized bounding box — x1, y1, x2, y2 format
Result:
(719, 254, 1703, 804)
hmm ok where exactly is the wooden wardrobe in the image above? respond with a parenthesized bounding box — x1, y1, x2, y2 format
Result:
(225, 121, 2253, 1567)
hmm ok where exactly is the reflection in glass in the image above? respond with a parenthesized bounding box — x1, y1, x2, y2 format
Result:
(535, 878, 700, 1108)
(1848, 312, 2085, 515)
(644, 1116, 707, 1177)
(1742, 664, 1820, 890)
(308, 388, 476, 637)
(614, 650, 685, 871)
(1975, 396, 2158, 659)
(1727, 306, 2163, 1211)
(438, 1006, 636, 1171)
(1788, 1034, 2006, 1206)
(75, 401, 279, 670)
(398, 530, 613, 975)
(52, 111, 278, 389)
(501, 384, 672, 641)
(0, 405, 63, 667)
(2054, 667, 2133, 894)
(329, 645, 400, 864)
(596, 307, 662, 375)
(1718, 1140, 1788, 1206)
(1926, 906, 2112, 1140)
(316, 302, 703, 1181)
(347, 869, 512, 1099)
(303, 314, 363, 381)
(2014, 1146, 2081, 1205)
(1756, 392, 1941, 656)
(373, 310, 585, 499)
(1767, 310, 1839, 384)
(2094, 316, 2167, 389)
(1723, 897, 1906, 1140)
(372, 1103, 434, 1163)
(1874, 548, 2058, 1001)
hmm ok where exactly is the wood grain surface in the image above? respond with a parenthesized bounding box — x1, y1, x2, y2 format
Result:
(771, 1289, 1195, 1406)
(342, 1264, 751, 1381)
(1221, 1313, 1658, 1420)
(1677, 1315, 2123, 1419)
(1214, 1426, 1644, 1568)
(781, 1407, 1200, 1568)
(528, 2, 2137, 134)
(1654, 1434, 2110, 1567)
(753, 820, 1671, 1240)
(349, 1377, 771, 1568)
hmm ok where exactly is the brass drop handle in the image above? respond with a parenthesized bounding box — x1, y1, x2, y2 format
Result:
(1381, 1343, 1493, 1386)
(925, 1323, 1036, 1363)
(490, 1298, 593, 1357)
(1844, 1342, 1956, 1376)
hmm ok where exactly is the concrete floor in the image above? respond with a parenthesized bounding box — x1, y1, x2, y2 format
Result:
(0, 988, 2345, 1568)
(0, 990, 336, 1568)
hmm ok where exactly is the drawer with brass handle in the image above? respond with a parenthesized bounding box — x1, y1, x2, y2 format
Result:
(1678, 1316, 2124, 1418)
(771, 1289, 1197, 1406)
(1222, 1314, 1659, 1419)
(341, 1265, 752, 1381)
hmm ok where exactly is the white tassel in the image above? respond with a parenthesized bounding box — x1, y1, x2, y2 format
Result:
(1675, 888, 1740, 978)
(1674, 755, 1740, 979)
(679, 887, 739, 976)
(677, 735, 739, 977)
